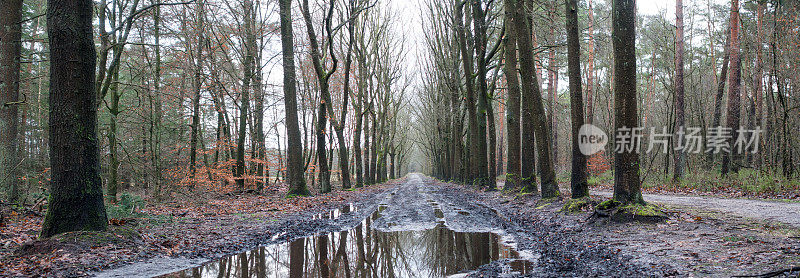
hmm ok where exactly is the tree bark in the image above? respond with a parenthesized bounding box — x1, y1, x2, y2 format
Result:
(611, 0, 643, 205)
(753, 1, 765, 168)
(673, 0, 686, 180)
(709, 28, 731, 168)
(236, 0, 256, 189)
(548, 48, 558, 169)
(254, 35, 267, 191)
(327, 0, 357, 190)
(107, 70, 121, 202)
(41, 0, 108, 237)
(279, 0, 309, 196)
(0, 0, 23, 203)
(566, 0, 588, 198)
(503, 11, 521, 190)
(472, 0, 492, 189)
(508, 0, 558, 197)
(721, 0, 741, 176)
(454, 0, 481, 184)
(585, 0, 595, 125)
(300, 0, 337, 193)
(190, 0, 205, 186)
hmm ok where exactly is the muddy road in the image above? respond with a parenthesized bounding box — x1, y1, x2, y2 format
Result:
(93, 174, 668, 278)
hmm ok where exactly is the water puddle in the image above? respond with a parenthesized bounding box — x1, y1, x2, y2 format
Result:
(313, 203, 356, 220)
(161, 205, 533, 278)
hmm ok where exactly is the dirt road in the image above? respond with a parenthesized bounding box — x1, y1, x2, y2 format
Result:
(97, 173, 666, 277)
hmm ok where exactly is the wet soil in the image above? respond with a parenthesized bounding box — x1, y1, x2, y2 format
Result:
(99, 174, 670, 277)
(10, 173, 798, 277)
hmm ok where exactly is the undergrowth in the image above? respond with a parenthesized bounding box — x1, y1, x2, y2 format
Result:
(106, 193, 146, 219)
(591, 169, 800, 197)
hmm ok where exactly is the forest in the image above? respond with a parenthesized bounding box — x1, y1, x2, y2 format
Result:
(1, 0, 799, 277)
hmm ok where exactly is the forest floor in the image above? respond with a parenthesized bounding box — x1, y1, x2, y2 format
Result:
(0, 181, 397, 277)
(1, 174, 799, 277)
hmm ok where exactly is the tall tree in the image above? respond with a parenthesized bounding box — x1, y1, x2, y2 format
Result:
(150, 0, 164, 198)
(508, 0, 558, 197)
(708, 28, 731, 167)
(471, 0, 492, 189)
(612, 0, 642, 205)
(40, 0, 108, 237)
(0, 0, 23, 203)
(585, 0, 595, 125)
(327, 0, 359, 190)
(673, 0, 686, 180)
(721, 0, 741, 176)
(753, 1, 765, 167)
(547, 2, 559, 169)
(566, 0, 588, 198)
(189, 0, 205, 185)
(236, 0, 257, 189)
(279, 0, 309, 196)
(300, 0, 338, 193)
(503, 6, 521, 190)
(454, 0, 481, 184)
(254, 32, 268, 191)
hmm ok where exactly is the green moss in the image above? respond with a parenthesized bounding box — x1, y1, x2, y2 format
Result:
(561, 197, 595, 213)
(597, 199, 621, 210)
(594, 199, 666, 223)
(620, 203, 666, 218)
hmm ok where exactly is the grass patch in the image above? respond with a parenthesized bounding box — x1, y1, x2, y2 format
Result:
(646, 169, 800, 197)
(588, 170, 613, 187)
(106, 193, 146, 219)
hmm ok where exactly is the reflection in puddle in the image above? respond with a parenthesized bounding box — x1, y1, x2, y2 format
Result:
(161, 205, 532, 278)
(434, 208, 445, 219)
(313, 203, 356, 220)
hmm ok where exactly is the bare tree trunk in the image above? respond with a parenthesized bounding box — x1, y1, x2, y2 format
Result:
(254, 35, 267, 191)
(107, 70, 120, 202)
(0, 0, 23, 203)
(753, 1, 765, 168)
(503, 11, 521, 190)
(585, 0, 595, 125)
(190, 0, 205, 186)
(236, 0, 256, 189)
(509, 0, 557, 197)
(611, 0, 643, 205)
(41, 0, 108, 237)
(566, 0, 588, 198)
(472, 0, 492, 188)
(328, 0, 357, 190)
(721, 0, 741, 176)
(150, 0, 163, 197)
(300, 0, 338, 193)
(709, 28, 731, 168)
(548, 48, 558, 170)
(454, 0, 480, 184)
(279, 0, 308, 196)
(450, 80, 464, 183)
(673, 0, 686, 180)
(364, 114, 372, 185)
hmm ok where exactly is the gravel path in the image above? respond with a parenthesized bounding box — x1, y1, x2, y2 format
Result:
(595, 191, 800, 228)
